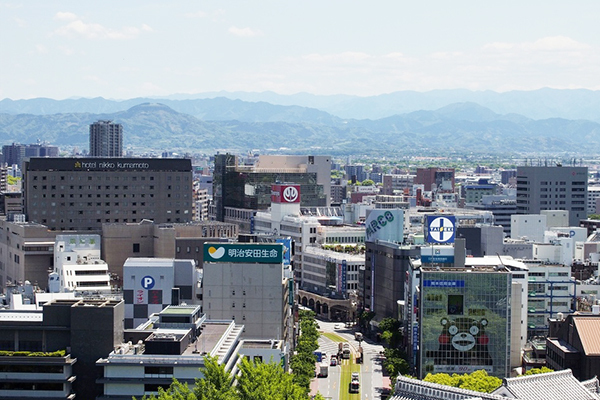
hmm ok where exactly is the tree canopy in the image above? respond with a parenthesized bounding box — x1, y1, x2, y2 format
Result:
(137, 354, 324, 400)
(423, 370, 502, 393)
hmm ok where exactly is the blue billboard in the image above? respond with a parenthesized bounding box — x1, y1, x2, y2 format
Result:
(426, 215, 456, 243)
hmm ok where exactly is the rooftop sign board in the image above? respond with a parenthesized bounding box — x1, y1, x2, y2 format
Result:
(271, 184, 301, 203)
(365, 209, 404, 243)
(203, 243, 284, 264)
(26, 157, 192, 172)
(426, 215, 456, 243)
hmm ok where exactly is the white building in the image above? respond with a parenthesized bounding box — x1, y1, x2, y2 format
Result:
(123, 258, 200, 329)
(97, 306, 247, 400)
(202, 242, 293, 343)
(53, 234, 111, 293)
(519, 259, 574, 336)
(511, 214, 547, 242)
(588, 186, 600, 213)
(302, 246, 364, 294)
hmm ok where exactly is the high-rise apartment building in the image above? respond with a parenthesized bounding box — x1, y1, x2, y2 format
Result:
(516, 166, 588, 226)
(1, 143, 25, 167)
(89, 120, 123, 157)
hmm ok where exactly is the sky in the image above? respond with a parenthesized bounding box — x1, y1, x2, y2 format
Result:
(1, 1, 600, 100)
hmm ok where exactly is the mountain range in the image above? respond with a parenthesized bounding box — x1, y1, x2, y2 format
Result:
(1, 89, 599, 155)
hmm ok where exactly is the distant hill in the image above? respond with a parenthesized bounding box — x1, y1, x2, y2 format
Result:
(2, 88, 600, 122)
(1, 102, 600, 155)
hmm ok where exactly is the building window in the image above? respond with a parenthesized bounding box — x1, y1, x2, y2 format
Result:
(133, 243, 140, 253)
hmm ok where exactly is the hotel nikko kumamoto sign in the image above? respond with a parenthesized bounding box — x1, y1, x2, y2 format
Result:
(204, 243, 284, 264)
(426, 215, 456, 243)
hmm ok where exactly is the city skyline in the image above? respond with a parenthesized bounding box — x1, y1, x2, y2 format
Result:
(1, 1, 599, 100)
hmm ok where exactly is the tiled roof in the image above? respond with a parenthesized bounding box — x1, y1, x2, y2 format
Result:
(582, 377, 600, 394)
(392, 371, 600, 400)
(573, 317, 600, 356)
(497, 369, 600, 400)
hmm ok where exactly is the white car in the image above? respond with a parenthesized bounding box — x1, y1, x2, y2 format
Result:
(334, 324, 341, 329)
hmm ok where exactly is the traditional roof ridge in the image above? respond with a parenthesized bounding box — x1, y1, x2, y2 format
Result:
(503, 368, 574, 384)
(394, 374, 506, 400)
(499, 369, 600, 400)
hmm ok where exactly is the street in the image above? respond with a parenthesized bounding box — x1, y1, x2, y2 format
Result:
(310, 319, 391, 400)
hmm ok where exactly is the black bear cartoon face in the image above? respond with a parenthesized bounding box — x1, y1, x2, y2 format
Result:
(426, 317, 492, 366)
(439, 317, 488, 352)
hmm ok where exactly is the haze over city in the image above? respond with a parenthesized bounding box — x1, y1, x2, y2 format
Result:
(1, 0, 600, 100)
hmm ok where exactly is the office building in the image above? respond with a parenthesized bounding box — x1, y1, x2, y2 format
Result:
(97, 305, 286, 400)
(213, 154, 331, 226)
(344, 164, 367, 183)
(416, 167, 455, 192)
(382, 174, 415, 195)
(0, 298, 124, 400)
(97, 306, 244, 400)
(0, 218, 58, 292)
(462, 179, 498, 205)
(53, 234, 111, 293)
(516, 166, 587, 226)
(89, 120, 123, 157)
(417, 266, 513, 378)
(23, 157, 193, 231)
(123, 258, 200, 329)
(102, 220, 237, 278)
(365, 241, 420, 320)
(588, 186, 600, 213)
(202, 242, 293, 342)
(473, 196, 517, 237)
(24, 141, 59, 158)
(1, 143, 25, 167)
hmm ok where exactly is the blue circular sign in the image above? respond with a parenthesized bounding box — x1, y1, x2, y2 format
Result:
(141, 275, 155, 290)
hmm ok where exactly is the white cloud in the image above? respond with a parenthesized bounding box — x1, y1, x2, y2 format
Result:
(35, 44, 47, 54)
(54, 16, 152, 40)
(58, 45, 75, 56)
(227, 35, 600, 95)
(184, 11, 207, 18)
(228, 26, 263, 37)
(54, 11, 78, 21)
(13, 17, 26, 27)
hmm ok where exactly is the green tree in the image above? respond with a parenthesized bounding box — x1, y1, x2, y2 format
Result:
(524, 366, 553, 375)
(358, 310, 375, 331)
(360, 179, 375, 186)
(237, 357, 306, 400)
(290, 310, 320, 394)
(7, 175, 20, 186)
(423, 370, 502, 393)
(138, 354, 316, 400)
(378, 318, 402, 348)
(138, 379, 195, 400)
(193, 356, 236, 400)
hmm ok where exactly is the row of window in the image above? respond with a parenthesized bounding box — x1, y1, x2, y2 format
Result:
(32, 174, 188, 181)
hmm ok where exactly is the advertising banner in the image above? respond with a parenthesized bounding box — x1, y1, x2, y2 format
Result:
(365, 209, 404, 243)
(426, 215, 456, 243)
(204, 243, 284, 263)
(277, 238, 292, 265)
(271, 184, 301, 203)
(341, 260, 347, 297)
(420, 246, 455, 264)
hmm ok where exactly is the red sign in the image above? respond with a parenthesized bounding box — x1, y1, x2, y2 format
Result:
(271, 184, 301, 203)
